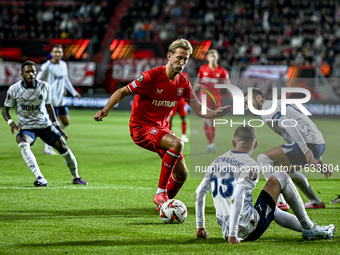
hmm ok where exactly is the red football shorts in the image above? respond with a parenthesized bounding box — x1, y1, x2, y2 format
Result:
(130, 125, 173, 158)
(169, 100, 187, 117)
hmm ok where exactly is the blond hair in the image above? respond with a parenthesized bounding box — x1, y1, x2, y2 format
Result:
(168, 38, 193, 54)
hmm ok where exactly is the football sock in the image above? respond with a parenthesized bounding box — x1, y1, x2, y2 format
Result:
(19, 142, 43, 178)
(209, 125, 215, 142)
(156, 188, 167, 195)
(158, 150, 182, 190)
(258, 154, 288, 204)
(272, 172, 314, 229)
(274, 208, 302, 231)
(203, 125, 212, 144)
(61, 149, 79, 179)
(166, 173, 185, 199)
(182, 120, 186, 135)
(289, 171, 322, 205)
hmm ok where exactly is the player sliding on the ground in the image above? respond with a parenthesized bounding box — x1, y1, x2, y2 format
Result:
(244, 88, 330, 210)
(195, 125, 335, 243)
(2, 61, 88, 186)
(94, 38, 231, 211)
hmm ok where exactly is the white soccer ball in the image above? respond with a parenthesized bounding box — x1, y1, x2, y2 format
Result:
(160, 199, 187, 224)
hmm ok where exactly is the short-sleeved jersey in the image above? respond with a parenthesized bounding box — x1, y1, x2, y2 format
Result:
(261, 100, 325, 144)
(126, 66, 197, 128)
(37, 60, 78, 107)
(197, 64, 229, 88)
(4, 80, 52, 129)
(195, 150, 260, 241)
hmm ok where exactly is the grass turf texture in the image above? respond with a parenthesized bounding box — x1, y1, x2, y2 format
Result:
(0, 109, 339, 255)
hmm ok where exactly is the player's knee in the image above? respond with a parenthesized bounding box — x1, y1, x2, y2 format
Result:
(271, 171, 289, 191)
(18, 142, 30, 150)
(174, 167, 188, 182)
(257, 153, 273, 172)
(169, 136, 184, 152)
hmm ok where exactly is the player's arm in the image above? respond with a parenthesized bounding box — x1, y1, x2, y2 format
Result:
(2, 106, 20, 134)
(228, 184, 246, 244)
(46, 104, 68, 140)
(36, 61, 51, 80)
(276, 116, 318, 166)
(94, 86, 131, 121)
(193, 78, 202, 94)
(195, 176, 211, 239)
(188, 99, 231, 119)
(64, 73, 81, 99)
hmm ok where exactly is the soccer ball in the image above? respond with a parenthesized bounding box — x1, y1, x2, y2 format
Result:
(160, 199, 187, 224)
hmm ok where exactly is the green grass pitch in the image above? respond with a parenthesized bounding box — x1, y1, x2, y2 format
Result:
(0, 109, 339, 255)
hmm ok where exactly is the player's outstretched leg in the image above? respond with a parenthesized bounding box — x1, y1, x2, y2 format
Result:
(18, 142, 48, 186)
(51, 138, 88, 185)
(258, 153, 289, 211)
(270, 172, 335, 240)
(289, 171, 325, 209)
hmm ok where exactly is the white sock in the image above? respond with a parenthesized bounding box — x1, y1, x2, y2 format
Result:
(274, 207, 302, 232)
(258, 154, 287, 204)
(61, 148, 79, 179)
(289, 171, 322, 205)
(19, 142, 43, 178)
(272, 172, 314, 229)
(156, 188, 167, 194)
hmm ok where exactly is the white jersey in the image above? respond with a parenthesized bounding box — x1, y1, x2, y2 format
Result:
(4, 80, 52, 129)
(195, 150, 260, 241)
(261, 100, 325, 145)
(37, 60, 78, 107)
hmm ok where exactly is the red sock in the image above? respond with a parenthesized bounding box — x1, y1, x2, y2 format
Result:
(158, 149, 181, 189)
(182, 121, 186, 135)
(166, 173, 185, 199)
(204, 125, 212, 144)
(209, 126, 215, 142)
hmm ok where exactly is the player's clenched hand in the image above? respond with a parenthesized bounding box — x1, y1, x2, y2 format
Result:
(195, 228, 210, 239)
(215, 105, 232, 118)
(94, 110, 109, 121)
(9, 122, 20, 134)
(58, 127, 68, 141)
(228, 236, 241, 244)
(318, 160, 332, 179)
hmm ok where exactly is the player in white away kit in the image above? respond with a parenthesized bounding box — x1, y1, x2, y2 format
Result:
(195, 125, 335, 243)
(2, 61, 87, 186)
(37, 44, 81, 155)
(244, 88, 330, 210)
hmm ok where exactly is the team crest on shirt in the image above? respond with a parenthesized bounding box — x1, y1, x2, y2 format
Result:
(136, 75, 144, 83)
(177, 87, 184, 96)
(150, 128, 159, 135)
(216, 73, 220, 78)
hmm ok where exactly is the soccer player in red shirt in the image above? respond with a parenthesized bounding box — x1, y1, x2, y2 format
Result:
(169, 72, 189, 143)
(94, 39, 231, 210)
(194, 49, 231, 153)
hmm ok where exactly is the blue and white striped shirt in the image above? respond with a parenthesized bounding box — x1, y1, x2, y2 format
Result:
(4, 80, 52, 129)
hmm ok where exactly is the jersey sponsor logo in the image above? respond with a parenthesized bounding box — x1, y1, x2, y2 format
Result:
(177, 87, 184, 96)
(156, 88, 163, 94)
(21, 104, 40, 111)
(150, 128, 159, 135)
(152, 100, 178, 107)
(136, 75, 144, 83)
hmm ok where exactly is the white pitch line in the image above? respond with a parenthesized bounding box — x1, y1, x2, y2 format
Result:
(0, 186, 153, 190)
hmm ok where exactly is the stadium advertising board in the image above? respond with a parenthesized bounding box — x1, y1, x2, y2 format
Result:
(0, 62, 96, 86)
